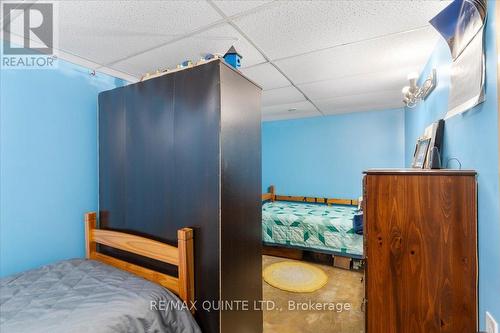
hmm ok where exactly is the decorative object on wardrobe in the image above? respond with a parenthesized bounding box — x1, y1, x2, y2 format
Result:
(223, 45, 242, 69)
(99, 59, 262, 333)
(139, 54, 224, 82)
(402, 69, 436, 108)
(179, 60, 194, 68)
(363, 169, 477, 333)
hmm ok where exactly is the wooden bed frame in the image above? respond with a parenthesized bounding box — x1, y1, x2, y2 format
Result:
(261, 184, 359, 206)
(261, 185, 362, 267)
(84, 212, 194, 307)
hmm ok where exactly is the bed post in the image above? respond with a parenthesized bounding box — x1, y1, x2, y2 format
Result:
(178, 228, 194, 309)
(84, 212, 97, 259)
(269, 185, 275, 201)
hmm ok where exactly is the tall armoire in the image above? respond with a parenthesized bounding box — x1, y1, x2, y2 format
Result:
(98, 60, 262, 333)
(363, 169, 478, 333)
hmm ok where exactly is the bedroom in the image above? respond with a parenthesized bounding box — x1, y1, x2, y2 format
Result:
(1, 1, 499, 333)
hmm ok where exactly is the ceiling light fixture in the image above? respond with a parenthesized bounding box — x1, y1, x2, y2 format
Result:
(402, 69, 437, 108)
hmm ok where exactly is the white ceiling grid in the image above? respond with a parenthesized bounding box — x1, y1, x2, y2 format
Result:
(18, 0, 451, 120)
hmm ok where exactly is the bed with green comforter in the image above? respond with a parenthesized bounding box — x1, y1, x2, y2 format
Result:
(262, 201, 363, 258)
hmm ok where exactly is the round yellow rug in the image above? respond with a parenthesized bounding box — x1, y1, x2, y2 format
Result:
(263, 261, 328, 293)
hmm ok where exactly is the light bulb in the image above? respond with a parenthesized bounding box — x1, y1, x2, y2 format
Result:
(407, 72, 419, 81)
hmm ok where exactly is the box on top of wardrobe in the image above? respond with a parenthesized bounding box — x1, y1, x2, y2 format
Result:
(138, 58, 262, 90)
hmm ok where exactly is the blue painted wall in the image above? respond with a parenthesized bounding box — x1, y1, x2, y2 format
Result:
(0, 60, 125, 277)
(262, 108, 405, 198)
(404, 1, 499, 327)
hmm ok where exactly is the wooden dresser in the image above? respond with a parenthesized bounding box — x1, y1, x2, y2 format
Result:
(363, 169, 477, 333)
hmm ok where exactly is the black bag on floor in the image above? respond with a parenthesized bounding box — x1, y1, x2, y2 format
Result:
(353, 213, 363, 235)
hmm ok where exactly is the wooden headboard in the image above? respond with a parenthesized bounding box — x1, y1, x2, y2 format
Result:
(84, 212, 194, 307)
(261, 184, 359, 206)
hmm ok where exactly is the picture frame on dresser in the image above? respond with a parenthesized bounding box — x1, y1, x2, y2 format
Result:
(412, 137, 431, 168)
(423, 119, 445, 169)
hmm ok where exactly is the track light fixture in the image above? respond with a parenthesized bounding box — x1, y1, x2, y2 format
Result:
(402, 69, 437, 108)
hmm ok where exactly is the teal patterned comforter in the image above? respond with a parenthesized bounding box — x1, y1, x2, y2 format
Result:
(262, 201, 363, 257)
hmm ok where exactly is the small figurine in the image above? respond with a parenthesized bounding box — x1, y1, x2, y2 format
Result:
(223, 46, 242, 69)
(203, 53, 215, 61)
(177, 60, 193, 69)
(182, 60, 193, 67)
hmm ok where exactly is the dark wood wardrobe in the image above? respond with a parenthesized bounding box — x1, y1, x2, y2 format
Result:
(363, 169, 478, 333)
(98, 60, 263, 333)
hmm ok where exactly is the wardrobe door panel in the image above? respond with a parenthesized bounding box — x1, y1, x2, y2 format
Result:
(220, 64, 262, 333)
(173, 62, 221, 333)
(124, 76, 175, 241)
(98, 88, 126, 229)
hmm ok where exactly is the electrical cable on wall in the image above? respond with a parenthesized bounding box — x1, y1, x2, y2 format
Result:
(446, 157, 462, 169)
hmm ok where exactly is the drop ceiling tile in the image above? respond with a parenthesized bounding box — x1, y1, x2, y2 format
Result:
(233, 0, 451, 60)
(263, 110, 321, 122)
(213, 0, 275, 17)
(262, 100, 317, 115)
(58, 1, 223, 65)
(111, 23, 265, 76)
(262, 86, 305, 107)
(240, 63, 290, 90)
(297, 66, 421, 101)
(275, 27, 439, 85)
(316, 90, 403, 115)
(262, 101, 321, 121)
(323, 102, 403, 115)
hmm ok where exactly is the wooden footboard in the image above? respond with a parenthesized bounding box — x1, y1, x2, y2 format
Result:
(262, 184, 358, 206)
(84, 212, 194, 308)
